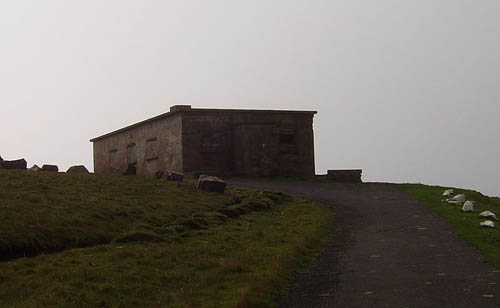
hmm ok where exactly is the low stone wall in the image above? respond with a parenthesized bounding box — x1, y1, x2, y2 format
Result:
(327, 169, 362, 183)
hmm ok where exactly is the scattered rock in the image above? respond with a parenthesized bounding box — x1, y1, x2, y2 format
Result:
(449, 194, 466, 203)
(462, 201, 474, 212)
(479, 211, 498, 221)
(480, 220, 495, 228)
(29, 164, 42, 171)
(197, 175, 227, 193)
(442, 189, 454, 197)
(41, 164, 59, 172)
(66, 165, 89, 173)
(0, 159, 27, 170)
(167, 171, 184, 182)
(447, 200, 462, 206)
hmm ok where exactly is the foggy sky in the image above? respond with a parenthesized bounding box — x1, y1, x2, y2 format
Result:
(1, 1, 499, 195)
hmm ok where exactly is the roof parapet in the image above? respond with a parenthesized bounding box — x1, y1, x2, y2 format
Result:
(170, 105, 192, 113)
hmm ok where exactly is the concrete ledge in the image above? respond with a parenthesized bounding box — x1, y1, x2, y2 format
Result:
(327, 169, 362, 183)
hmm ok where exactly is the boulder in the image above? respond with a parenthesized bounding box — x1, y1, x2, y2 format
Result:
(480, 220, 495, 228)
(447, 194, 466, 204)
(462, 201, 474, 212)
(479, 211, 497, 221)
(41, 164, 59, 172)
(66, 165, 89, 173)
(29, 164, 42, 171)
(0, 155, 3, 161)
(197, 175, 227, 193)
(442, 189, 454, 197)
(447, 200, 462, 206)
(167, 171, 184, 182)
(0, 159, 27, 170)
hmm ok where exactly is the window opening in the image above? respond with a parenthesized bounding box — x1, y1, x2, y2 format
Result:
(110, 150, 118, 169)
(127, 144, 137, 165)
(146, 138, 158, 160)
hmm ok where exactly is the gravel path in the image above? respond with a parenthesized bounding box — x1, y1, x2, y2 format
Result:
(228, 180, 500, 308)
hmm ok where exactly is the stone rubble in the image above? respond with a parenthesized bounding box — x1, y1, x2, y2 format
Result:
(0, 158, 27, 170)
(29, 164, 42, 171)
(66, 165, 90, 173)
(442, 189, 454, 197)
(41, 164, 59, 172)
(449, 194, 466, 203)
(480, 220, 495, 228)
(462, 201, 474, 212)
(197, 175, 227, 193)
(479, 211, 497, 221)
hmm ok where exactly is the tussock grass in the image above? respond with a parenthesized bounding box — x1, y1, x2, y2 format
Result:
(0, 170, 234, 257)
(0, 170, 332, 307)
(399, 184, 500, 269)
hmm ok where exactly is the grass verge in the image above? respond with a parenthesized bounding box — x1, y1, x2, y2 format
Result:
(0, 170, 333, 307)
(398, 184, 500, 269)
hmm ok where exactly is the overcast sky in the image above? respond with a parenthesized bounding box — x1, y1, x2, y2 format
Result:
(1, 1, 499, 195)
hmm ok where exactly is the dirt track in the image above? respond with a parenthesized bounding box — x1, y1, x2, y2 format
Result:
(228, 180, 500, 308)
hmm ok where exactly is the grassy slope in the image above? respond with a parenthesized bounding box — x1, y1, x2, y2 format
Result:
(0, 170, 333, 307)
(399, 184, 500, 269)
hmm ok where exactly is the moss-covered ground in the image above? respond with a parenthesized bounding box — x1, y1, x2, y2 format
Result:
(0, 170, 333, 307)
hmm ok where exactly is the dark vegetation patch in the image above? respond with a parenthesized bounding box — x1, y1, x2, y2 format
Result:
(399, 184, 500, 269)
(0, 170, 333, 307)
(0, 170, 233, 258)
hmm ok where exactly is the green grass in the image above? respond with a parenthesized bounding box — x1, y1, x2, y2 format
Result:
(398, 184, 500, 269)
(0, 170, 333, 307)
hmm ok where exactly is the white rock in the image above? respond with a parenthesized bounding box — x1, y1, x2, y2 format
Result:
(462, 201, 474, 212)
(450, 194, 466, 203)
(479, 211, 498, 221)
(447, 200, 462, 206)
(480, 220, 495, 228)
(443, 189, 454, 197)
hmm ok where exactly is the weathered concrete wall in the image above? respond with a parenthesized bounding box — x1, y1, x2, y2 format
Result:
(92, 107, 316, 177)
(93, 113, 183, 175)
(181, 110, 315, 177)
(181, 111, 234, 175)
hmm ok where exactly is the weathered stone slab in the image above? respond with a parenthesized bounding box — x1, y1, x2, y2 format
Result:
(449, 194, 466, 204)
(167, 171, 184, 181)
(480, 220, 495, 228)
(41, 164, 59, 172)
(197, 175, 227, 193)
(29, 164, 42, 171)
(479, 210, 497, 220)
(327, 169, 362, 183)
(462, 201, 474, 212)
(67, 165, 89, 173)
(442, 189, 454, 197)
(0, 159, 27, 170)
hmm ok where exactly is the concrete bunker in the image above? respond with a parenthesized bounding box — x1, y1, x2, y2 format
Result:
(90, 105, 317, 177)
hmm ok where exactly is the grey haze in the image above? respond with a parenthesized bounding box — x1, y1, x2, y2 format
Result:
(0, 1, 499, 195)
